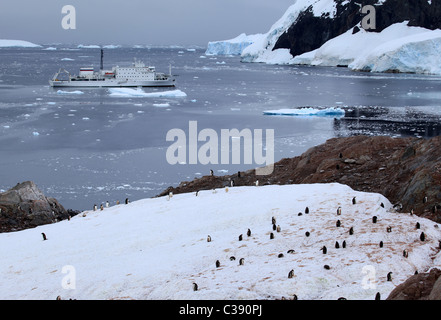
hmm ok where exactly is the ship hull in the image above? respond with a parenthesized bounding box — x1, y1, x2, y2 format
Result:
(49, 79, 176, 88)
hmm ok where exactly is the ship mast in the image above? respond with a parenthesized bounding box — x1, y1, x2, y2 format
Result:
(100, 49, 104, 71)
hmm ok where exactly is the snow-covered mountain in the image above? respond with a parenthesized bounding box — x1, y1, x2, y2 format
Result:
(207, 0, 441, 74)
(1, 183, 440, 300)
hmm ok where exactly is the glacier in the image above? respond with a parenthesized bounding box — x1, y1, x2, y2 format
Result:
(205, 0, 441, 75)
(205, 33, 263, 56)
(0, 39, 41, 48)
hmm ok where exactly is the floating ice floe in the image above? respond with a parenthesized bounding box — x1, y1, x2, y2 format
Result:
(263, 107, 345, 117)
(56, 90, 84, 95)
(108, 88, 187, 98)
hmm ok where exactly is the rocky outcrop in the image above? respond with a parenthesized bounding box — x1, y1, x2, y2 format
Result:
(0, 181, 77, 232)
(387, 268, 441, 300)
(273, 0, 441, 58)
(158, 135, 441, 223)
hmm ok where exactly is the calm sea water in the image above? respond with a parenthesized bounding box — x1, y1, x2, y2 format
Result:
(1, 45, 441, 210)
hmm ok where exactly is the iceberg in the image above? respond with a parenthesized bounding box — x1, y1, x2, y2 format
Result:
(56, 90, 84, 95)
(263, 107, 345, 117)
(0, 39, 41, 48)
(108, 88, 187, 98)
(205, 33, 263, 56)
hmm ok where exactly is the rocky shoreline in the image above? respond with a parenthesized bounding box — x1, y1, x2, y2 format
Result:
(158, 135, 441, 224)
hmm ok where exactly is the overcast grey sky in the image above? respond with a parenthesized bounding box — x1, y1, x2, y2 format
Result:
(0, 0, 294, 46)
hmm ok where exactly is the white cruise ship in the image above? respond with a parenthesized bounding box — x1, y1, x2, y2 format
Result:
(49, 50, 175, 87)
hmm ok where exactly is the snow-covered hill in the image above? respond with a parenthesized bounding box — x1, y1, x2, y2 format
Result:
(0, 39, 41, 48)
(1, 183, 440, 300)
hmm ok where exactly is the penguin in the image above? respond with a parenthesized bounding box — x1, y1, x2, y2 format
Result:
(380, 202, 384, 208)
(210, 169, 214, 176)
(125, 198, 129, 204)
(335, 241, 340, 249)
(375, 292, 381, 300)
(416, 222, 420, 229)
(342, 240, 346, 248)
(239, 258, 245, 265)
(272, 216, 276, 225)
(352, 197, 357, 205)
(372, 216, 378, 223)
(305, 231, 310, 237)
(207, 235, 212, 242)
(193, 283, 198, 291)
(195, 190, 199, 196)
(93, 204, 97, 211)
(420, 232, 426, 242)
(247, 228, 251, 237)
(105, 201, 109, 208)
(337, 207, 342, 215)
(324, 265, 330, 270)
(349, 226, 354, 235)
(336, 220, 341, 227)
(379, 241, 383, 248)
(272, 223, 277, 231)
(321, 246, 327, 254)
(270, 232, 274, 239)
(387, 272, 393, 281)
(423, 196, 428, 204)
(339, 152, 343, 159)
(215, 260, 220, 268)
(403, 249, 408, 258)
(276, 225, 281, 233)
(287, 249, 295, 254)
(56, 295, 61, 300)
(278, 253, 284, 258)
(230, 256, 236, 261)
(288, 269, 294, 279)
(230, 179, 234, 187)
(238, 234, 243, 241)
(255, 180, 259, 187)
(41, 232, 47, 241)
(100, 204, 104, 211)
(116, 200, 120, 205)
(386, 226, 392, 233)
(298, 212, 303, 216)
(410, 209, 414, 216)
(305, 207, 309, 214)
(237, 171, 241, 178)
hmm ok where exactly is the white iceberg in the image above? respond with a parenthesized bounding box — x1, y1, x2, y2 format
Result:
(108, 88, 187, 98)
(77, 44, 101, 49)
(56, 90, 84, 95)
(0, 39, 41, 48)
(205, 33, 263, 56)
(263, 107, 345, 117)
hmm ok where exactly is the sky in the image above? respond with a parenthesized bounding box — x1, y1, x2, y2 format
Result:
(0, 0, 295, 46)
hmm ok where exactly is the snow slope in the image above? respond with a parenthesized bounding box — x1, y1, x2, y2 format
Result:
(0, 183, 440, 300)
(0, 39, 41, 48)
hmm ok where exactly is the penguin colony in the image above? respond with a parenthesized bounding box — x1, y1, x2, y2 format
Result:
(187, 188, 441, 300)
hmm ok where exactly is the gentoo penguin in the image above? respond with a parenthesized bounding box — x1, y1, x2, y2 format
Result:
(379, 241, 383, 248)
(342, 240, 346, 248)
(270, 232, 274, 239)
(420, 232, 426, 242)
(125, 198, 129, 204)
(372, 216, 378, 223)
(278, 253, 284, 258)
(415, 222, 420, 229)
(403, 249, 408, 258)
(335, 241, 340, 249)
(349, 227, 354, 235)
(387, 272, 393, 281)
(386, 226, 392, 233)
(272, 223, 277, 231)
(375, 292, 381, 300)
(324, 265, 330, 270)
(100, 204, 103, 211)
(423, 196, 428, 204)
(321, 246, 327, 254)
(210, 169, 214, 176)
(106, 201, 109, 208)
(336, 220, 341, 227)
(337, 207, 342, 215)
(215, 260, 220, 268)
(272, 216, 276, 225)
(287, 249, 295, 254)
(93, 204, 97, 211)
(239, 258, 244, 265)
(238, 234, 243, 241)
(255, 180, 259, 187)
(276, 225, 281, 233)
(247, 228, 251, 237)
(305, 207, 309, 214)
(193, 283, 198, 291)
(305, 231, 310, 237)
(230, 256, 236, 261)
(207, 235, 212, 242)
(288, 269, 294, 279)
(41, 232, 47, 241)
(352, 197, 357, 205)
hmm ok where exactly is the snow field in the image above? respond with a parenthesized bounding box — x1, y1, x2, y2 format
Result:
(1, 183, 440, 300)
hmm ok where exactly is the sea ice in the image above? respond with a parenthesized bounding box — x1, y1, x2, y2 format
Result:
(263, 107, 345, 117)
(108, 88, 187, 98)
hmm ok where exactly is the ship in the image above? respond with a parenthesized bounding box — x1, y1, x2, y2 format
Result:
(49, 49, 175, 87)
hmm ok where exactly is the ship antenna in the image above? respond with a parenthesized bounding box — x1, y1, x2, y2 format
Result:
(100, 49, 104, 71)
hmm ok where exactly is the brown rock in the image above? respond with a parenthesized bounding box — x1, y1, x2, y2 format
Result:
(387, 268, 441, 300)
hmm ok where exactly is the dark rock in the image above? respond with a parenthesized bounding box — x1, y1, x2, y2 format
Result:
(157, 135, 441, 223)
(273, 0, 441, 58)
(0, 181, 77, 233)
(387, 268, 441, 300)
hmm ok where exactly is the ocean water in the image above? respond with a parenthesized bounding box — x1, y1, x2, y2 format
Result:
(1, 45, 441, 211)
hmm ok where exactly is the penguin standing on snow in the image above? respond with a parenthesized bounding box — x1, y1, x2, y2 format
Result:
(41, 233, 47, 241)
(193, 283, 198, 291)
(288, 269, 294, 279)
(321, 246, 327, 254)
(387, 272, 393, 281)
(352, 197, 357, 205)
(337, 207, 342, 215)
